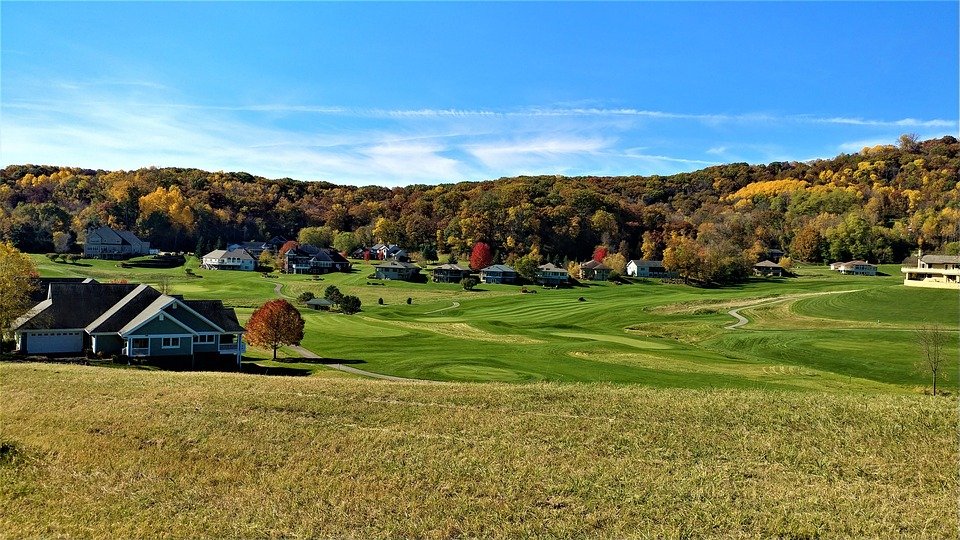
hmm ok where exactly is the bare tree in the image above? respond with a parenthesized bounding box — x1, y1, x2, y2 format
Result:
(915, 322, 949, 396)
(155, 275, 173, 295)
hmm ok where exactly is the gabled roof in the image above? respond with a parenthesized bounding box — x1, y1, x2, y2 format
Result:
(182, 300, 245, 333)
(921, 254, 960, 264)
(482, 264, 516, 273)
(15, 283, 139, 330)
(754, 260, 783, 268)
(376, 259, 420, 269)
(88, 226, 123, 244)
(306, 298, 334, 307)
(434, 263, 470, 271)
(537, 263, 567, 272)
(115, 229, 146, 246)
(86, 284, 163, 333)
(204, 248, 254, 260)
(29, 277, 97, 303)
(628, 259, 665, 266)
(581, 260, 611, 270)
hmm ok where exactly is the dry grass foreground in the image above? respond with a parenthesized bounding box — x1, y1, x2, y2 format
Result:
(1, 362, 956, 539)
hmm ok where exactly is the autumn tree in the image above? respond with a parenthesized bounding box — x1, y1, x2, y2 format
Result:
(790, 225, 826, 262)
(469, 242, 493, 271)
(245, 299, 305, 360)
(52, 231, 71, 254)
(602, 253, 627, 275)
(0, 243, 38, 340)
(592, 246, 608, 262)
(340, 295, 362, 314)
(333, 231, 360, 254)
(298, 226, 334, 247)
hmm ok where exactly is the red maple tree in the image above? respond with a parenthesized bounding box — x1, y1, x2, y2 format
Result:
(592, 246, 608, 262)
(469, 242, 493, 271)
(245, 299, 305, 360)
(279, 240, 299, 255)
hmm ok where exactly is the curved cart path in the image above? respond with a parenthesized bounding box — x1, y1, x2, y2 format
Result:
(724, 290, 862, 331)
(424, 301, 461, 315)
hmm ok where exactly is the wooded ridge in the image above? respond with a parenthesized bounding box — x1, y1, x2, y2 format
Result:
(3, 135, 958, 271)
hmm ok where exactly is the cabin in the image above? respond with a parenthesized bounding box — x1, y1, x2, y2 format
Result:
(579, 260, 612, 281)
(902, 253, 960, 289)
(480, 264, 518, 284)
(432, 263, 472, 283)
(305, 298, 334, 311)
(753, 260, 784, 277)
(374, 259, 421, 281)
(83, 226, 150, 259)
(12, 282, 245, 365)
(626, 259, 675, 278)
(536, 263, 569, 286)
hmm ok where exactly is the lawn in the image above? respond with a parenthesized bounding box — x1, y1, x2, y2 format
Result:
(31, 256, 960, 393)
(1, 363, 955, 538)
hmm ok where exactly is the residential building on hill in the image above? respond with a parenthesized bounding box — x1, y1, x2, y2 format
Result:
(374, 259, 421, 280)
(536, 263, 569, 286)
(201, 248, 256, 271)
(828, 260, 877, 276)
(432, 263, 472, 283)
(753, 260, 784, 277)
(227, 241, 273, 259)
(13, 282, 245, 364)
(480, 264, 517, 284)
(579, 260, 612, 281)
(284, 245, 351, 274)
(626, 259, 676, 278)
(902, 253, 960, 289)
(83, 226, 150, 259)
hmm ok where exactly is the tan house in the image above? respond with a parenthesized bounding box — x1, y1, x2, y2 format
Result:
(902, 253, 960, 289)
(579, 260, 612, 281)
(829, 260, 877, 276)
(753, 260, 784, 277)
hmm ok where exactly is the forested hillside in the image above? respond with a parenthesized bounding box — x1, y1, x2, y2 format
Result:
(3, 135, 958, 274)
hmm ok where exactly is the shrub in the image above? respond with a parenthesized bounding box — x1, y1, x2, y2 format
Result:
(298, 291, 315, 303)
(378, 298, 384, 305)
(406, 297, 412, 305)
(461, 277, 478, 291)
(340, 295, 361, 315)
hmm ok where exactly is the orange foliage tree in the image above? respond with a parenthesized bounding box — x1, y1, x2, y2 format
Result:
(469, 241, 493, 271)
(245, 299, 305, 360)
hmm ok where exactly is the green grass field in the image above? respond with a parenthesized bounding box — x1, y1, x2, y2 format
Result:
(31, 255, 959, 393)
(1, 363, 955, 538)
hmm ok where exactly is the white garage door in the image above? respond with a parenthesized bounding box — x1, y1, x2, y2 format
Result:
(28, 331, 84, 354)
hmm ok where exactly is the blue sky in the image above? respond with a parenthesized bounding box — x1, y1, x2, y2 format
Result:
(2, 2, 957, 186)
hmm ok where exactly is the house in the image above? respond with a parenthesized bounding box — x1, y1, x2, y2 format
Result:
(536, 263, 569, 286)
(370, 243, 408, 261)
(284, 245, 351, 274)
(626, 259, 676, 278)
(480, 264, 518, 284)
(766, 248, 785, 263)
(12, 282, 245, 365)
(305, 298, 334, 311)
(829, 260, 877, 276)
(83, 226, 150, 259)
(579, 260, 612, 281)
(374, 259, 421, 281)
(902, 253, 960, 289)
(201, 248, 256, 271)
(227, 241, 273, 259)
(753, 260, 784, 277)
(432, 263, 472, 283)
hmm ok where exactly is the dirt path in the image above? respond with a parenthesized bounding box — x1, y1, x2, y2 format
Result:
(724, 290, 862, 331)
(287, 345, 421, 382)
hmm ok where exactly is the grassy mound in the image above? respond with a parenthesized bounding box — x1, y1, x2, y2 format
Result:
(2, 363, 955, 538)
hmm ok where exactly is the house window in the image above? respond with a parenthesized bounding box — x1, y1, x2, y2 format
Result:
(193, 335, 215, 344)
(161, 337, 180, 349)
(132, 338, 148, 349)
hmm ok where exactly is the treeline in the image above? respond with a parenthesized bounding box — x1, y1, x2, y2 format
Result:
(2, 135, 958, 283)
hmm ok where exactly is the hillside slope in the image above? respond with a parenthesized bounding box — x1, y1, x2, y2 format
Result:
(2, 363, 955, 538)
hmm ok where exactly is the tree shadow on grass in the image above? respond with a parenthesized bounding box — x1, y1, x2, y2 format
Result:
(274, 356, 367, 366)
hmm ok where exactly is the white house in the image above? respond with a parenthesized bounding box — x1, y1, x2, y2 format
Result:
(201, 248, 256, 271)
(626, 259, 676, 278)
(829, 260, 877, 276)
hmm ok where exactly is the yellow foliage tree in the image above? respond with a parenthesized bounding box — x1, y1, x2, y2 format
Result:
(139, 186, 195, 231)
(0, 243, 38, 339)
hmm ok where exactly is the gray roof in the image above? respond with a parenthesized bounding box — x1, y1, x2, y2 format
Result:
(16, 283, 139, 330)
(115, 229, 146, 246)
(182, 300, 245, 333)
(434, 263, 470, 271)
(376, 259, 420, 269)
(119, 296, 181, 335)
(922, 255, 960, 264)
(538, 263, 567, 272)
(89, 226, 123, 244)
(754, 260, 783, 268)
(581, 260, 611, 270)
(629, 259, 665, 266)
(204, 248, 254, 260)
(86, 284, 163, 333)
(306, 298, 334, 306)
(482, 264, 516, 273)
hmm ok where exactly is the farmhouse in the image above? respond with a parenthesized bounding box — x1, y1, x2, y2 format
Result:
(480, 264, 518, 284)
(902, 253, 960, 289)
(626, 259, 675, 278)
(13, 282, 245, 364)
(83, 226, 151, 259)
(201, 248, 256, 271)
(536, 263, 569, 286)
(753, 260, 784, 277)
(579, 260, 612, 281)
(829, 260, 877, 276)
(432, 263, 472, 283)
(284, 245, 351, 274)
(374, 259, 421, 280)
